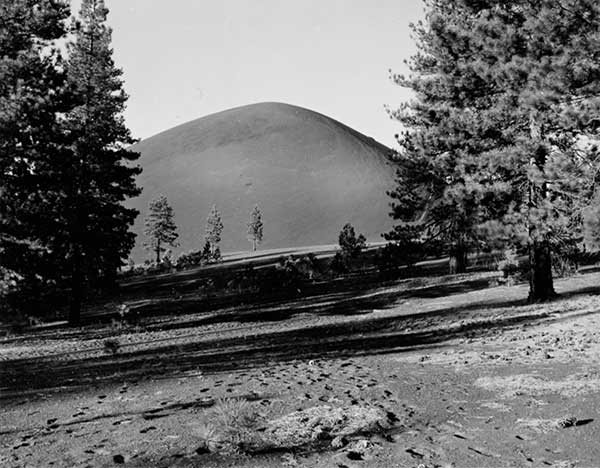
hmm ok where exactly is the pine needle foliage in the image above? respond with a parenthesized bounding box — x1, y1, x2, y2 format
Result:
(247, 205, 264, 251)
(144, 195, 178, 265)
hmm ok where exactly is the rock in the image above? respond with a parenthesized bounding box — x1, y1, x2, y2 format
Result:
(113, 454, 125, 464)
(556, 417, 577, 429)
(351, 439, 372, 452)
(331, 436, 348, 449)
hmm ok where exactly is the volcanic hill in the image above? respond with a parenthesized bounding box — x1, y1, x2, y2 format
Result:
(128, 102, 395, 261)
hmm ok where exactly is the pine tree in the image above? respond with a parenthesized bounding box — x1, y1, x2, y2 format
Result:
(205, 205, 223, 256)
(0, 0, 75, 315)
(247, 205, 263, 251)
(386, 1, 494, 274)
(61, 0, 141, 324)
(339, 223, 366, 259)
(201, 239, 212, 260)
(458, 0, 600, 301)
(395, 0, 600, 301)
(144, 195, 178, 265)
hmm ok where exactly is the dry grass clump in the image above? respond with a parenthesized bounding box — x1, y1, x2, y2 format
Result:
(196, 398, 266, 454)
(196, 400, 392, 455)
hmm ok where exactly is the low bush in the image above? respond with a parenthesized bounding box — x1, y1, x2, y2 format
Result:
(197, 398, 265, 454)
(329, 251, 349, 274)
(495, 248, 529, 285)
(374, 243, 405, 272)
(498, 248, 520, 278)
(327, 223, 368, 276)
(0, 267, 22, 317)
(175, 250, 205, 270)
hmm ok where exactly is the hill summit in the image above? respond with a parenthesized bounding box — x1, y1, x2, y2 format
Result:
(128, 102, 395, 260)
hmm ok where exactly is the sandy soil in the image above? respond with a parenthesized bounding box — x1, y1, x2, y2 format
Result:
(2, 271, 600, 467)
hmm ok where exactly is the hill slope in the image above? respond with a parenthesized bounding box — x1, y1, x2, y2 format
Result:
(128, 102, 395, 261)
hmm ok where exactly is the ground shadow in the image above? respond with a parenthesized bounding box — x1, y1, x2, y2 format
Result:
(4, 273, 600, 399)
(0, 300, 578, 398)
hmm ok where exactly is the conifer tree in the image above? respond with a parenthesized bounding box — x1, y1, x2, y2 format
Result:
(144, 195, 178, 265)
(339, 223, 366, 259)
(390, 0, 600, 301)
(201, 239, 212, 260)
(0, 0, 74, 314)
(386, 1, 492, 274)
(247, 205, 264, 251)
(205, 205, 223, 256)
(463, 0, 600, 300)
(62, 0, 141, 324)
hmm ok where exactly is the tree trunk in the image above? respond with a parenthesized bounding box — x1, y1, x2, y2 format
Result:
(527, 112, 556, 302)
(528, 240, 556, 302)
(252, 239, 257, 251)
(449, 246, 468, 274)
(69, 250, 83, 326)
(155, 240, 161, 265)
(69, 281, 82, 326)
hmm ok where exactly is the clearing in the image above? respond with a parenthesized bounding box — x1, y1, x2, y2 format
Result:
(2, 260, 600, 467)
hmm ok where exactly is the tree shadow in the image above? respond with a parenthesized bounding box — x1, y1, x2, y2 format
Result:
(4, 274, 600, 399)
(0, 302, 574, 398)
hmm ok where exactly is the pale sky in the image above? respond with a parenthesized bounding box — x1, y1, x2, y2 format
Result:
(71, 1, 425, 148)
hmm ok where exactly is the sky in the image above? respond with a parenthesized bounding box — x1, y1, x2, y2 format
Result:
(71, 1, 425, 148)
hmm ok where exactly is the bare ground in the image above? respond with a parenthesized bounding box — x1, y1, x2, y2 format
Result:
(2, 271, 600, 467)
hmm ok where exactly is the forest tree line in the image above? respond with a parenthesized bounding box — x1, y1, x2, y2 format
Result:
(2, 0, 600, 327)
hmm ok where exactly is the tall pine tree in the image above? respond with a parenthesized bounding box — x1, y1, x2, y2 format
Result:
(63, 0, 141, 324)
(461, 0, 600, 301)
(144, 195, 178, 265)
(247, 205, 263, 251)
(205, 205, 223, 256)
(391, 0, 600, 301)
(0, 0, 75, 315)
(386, 1, 497, 274)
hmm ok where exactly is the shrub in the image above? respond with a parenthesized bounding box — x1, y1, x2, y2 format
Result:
(294, 253, 321, 280)
(552, 241, 579, 278)
(327, 223, 368, 276)
(495, 248, 530, 285)
(0, 267, 21, 301)
(330, 252, 349, 274)
(256, 257, 304, 294)
(552, 253, 578, 278)
(374, 243, 404, 272)
(197, 398, 264, 454)
(497, 248, 520, 278)
(0, 267, 23, 320)
(175, 250, 205, 270)
(237, 265, 258, 291)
